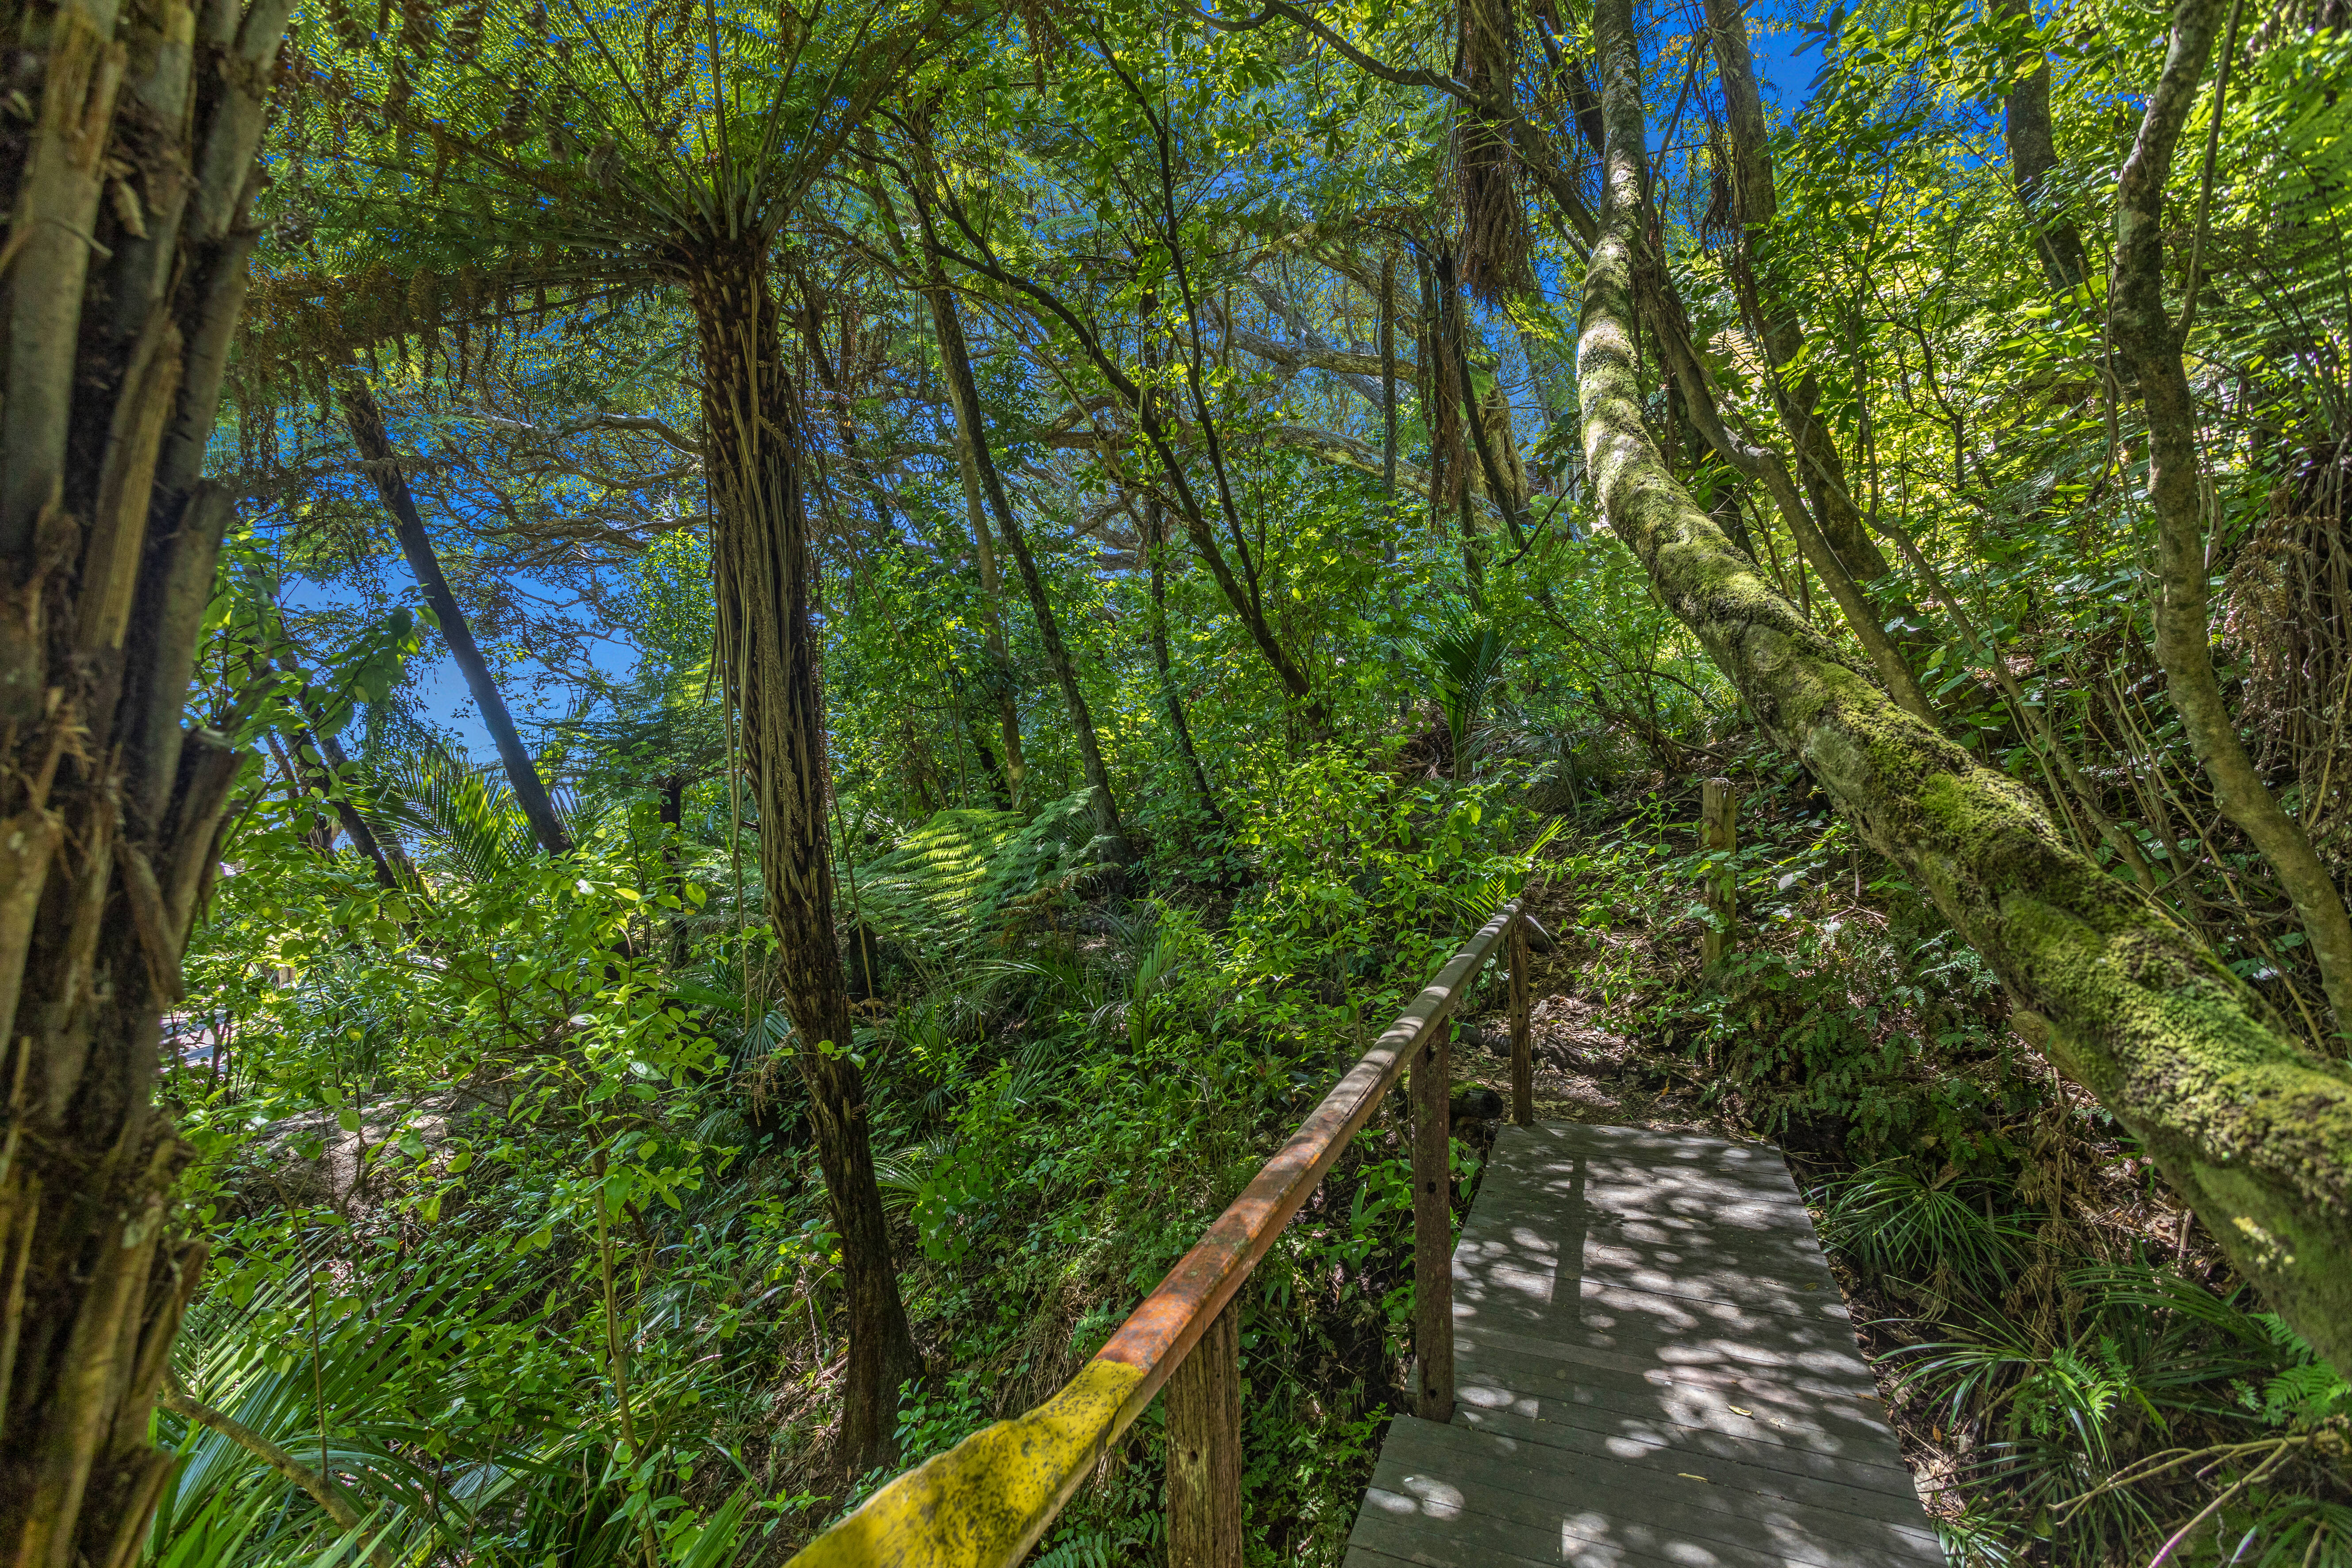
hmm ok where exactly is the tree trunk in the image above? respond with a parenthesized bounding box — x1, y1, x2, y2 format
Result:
(2114, 0, 2352, 1036)
(1143, 496, 1224, 829)
(947, 438, 1028, 808)
(1699, 0, 1775, 228)
(1997, 0, 2091, 293)
(0, 0, 296, 1560)
(845, 137, 1028, 806)
(1697, 7, 1899, 596)
(1381, 249, 1400, 529)
(1436, 250, 1530, 550)
(286, 724, 405, 895)
(910, 170, 1325, 725)
(1637, 274, 1938, 721)
(927, 270, 1129, 854)
(1580, 0, 2352, 1375)
(335, 377, 573, 859)
(690, 242, 921, 1471)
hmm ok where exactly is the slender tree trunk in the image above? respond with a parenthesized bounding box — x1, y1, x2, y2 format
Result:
(1640, 279, 1938, 720)
(1436, 250, 1529, 549)
(910, 168, 1326, 724)
(1381, 247, 1401, 571)
(658, 774, 693, 964)
(318, 729, 419, 887)
(267, 730, 336, 853)
(959, 695, 1012, 809)
(947, 441, 1028, 808)
(2115, 0, 2352, 1036)
(1143, 496, 1224, 829)
(279, 671, 417, 895)
(335, 378, 573, 858)
(0, 0, 295, 1558)
(845, 136, 1028, 804)
(1698, 8, 1899, 593)
(1581, 0, 2352, 1375)
(926, 268, 1130, 853)
(690, 242, 921, 1471)
(286, 724, 403, 894)
(1699, 0, 1775, 228)
(1997, 0, 2091, 292)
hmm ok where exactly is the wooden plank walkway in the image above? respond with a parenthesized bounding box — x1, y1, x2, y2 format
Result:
(1346, 1122, 1947, 1568)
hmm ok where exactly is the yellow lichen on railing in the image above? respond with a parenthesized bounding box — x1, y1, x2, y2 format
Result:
(791, 1358, 1147, 1568)
(789, 899, 1527, 1567)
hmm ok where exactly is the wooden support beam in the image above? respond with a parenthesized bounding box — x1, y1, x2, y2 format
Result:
(1412, 1026, 1455, 1422)
(1702, 778, 1737, 969)
(1509, 915, 1533, 1126)
(1165, 1300, 1243, 1568)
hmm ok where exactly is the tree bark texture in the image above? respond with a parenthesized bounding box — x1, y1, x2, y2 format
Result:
(690, 245, 921, 1471)
(1581, 0, 2352, 1375)
(336, 378, 574, 859)
(2114, 0, 2352, 1037)
(1997, 0, 2091, 292)
(0, 0, 297, 1559)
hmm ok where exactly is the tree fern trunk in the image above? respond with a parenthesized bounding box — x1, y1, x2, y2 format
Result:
(0, 0, 296, 1560)
(690, 243, 921, 1472)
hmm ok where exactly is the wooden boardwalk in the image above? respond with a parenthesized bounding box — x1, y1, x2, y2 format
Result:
(1347, 1122, 1947, 1568)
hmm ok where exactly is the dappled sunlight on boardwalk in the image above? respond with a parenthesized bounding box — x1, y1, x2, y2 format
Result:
(1347, 1124, 1945, 1568)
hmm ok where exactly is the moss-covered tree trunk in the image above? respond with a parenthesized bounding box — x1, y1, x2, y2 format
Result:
(691, 242, 921, 1470)
(0, 0, 295, 1559)
(2112, 0, 2352, 1038)
(1579, 0, 2352, 1373)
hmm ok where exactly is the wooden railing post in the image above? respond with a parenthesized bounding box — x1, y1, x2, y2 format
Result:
(785, 904, 1523, 1567)
(1165, 1301, 1243, 1568)
(1508, 913, 1533, 1127)
(1702, 778, 1737, 968)
(1411, 1024, 1455, 1422)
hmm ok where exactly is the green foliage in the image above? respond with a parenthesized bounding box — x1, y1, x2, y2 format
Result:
(845, 787, 1118, 966)
(164, 0, 2352, 1560)
(1816, 1161, 2034, 1293)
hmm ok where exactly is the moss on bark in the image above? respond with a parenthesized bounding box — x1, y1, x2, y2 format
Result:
(1579, 0, 2352, 1373)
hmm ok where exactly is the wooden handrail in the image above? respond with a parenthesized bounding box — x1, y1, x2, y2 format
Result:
(790, 898, 1528, 1567)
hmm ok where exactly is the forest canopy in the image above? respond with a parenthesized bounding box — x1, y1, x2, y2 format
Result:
(0, 0, 2347, 1560)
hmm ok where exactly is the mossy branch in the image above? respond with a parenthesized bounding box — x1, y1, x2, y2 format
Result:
(1578, 0, 2352, 1375)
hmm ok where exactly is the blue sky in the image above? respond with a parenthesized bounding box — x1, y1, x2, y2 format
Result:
(390, 0, 1842, 768)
